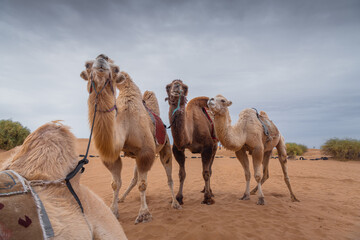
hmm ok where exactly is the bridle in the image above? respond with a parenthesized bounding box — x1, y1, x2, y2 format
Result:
(65, 72, 118, 213)
(167, 89, 187, 129)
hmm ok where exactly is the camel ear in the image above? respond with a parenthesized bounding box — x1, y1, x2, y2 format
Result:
(110, 64, 120, 75)
(183, 84, 188, 96)
(166, 84, 171, 96)
(116, 73, 126, 84)
(85, 61, 94, 70)
(227, 101, 232, 107)
(80, 71, 88, 81)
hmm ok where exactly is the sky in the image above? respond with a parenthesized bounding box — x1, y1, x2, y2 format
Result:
(1, 0, 359, 148)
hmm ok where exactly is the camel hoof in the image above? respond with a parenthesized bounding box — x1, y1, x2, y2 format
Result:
(256, 197, 265, 205)
(172, 200, 182, 210)
(201, 188, 215, 197)
(240, 194, 250, 200)
(135, 210, 152, 224)
(291, 196, 300, 202)
(176, 195, 184, 205)
(201, 198, 215, 205)
(118, 197, 125, 203)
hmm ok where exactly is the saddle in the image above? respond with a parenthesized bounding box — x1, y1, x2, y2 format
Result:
(0, 170, 54, 240)
(143, 102, 166, 145)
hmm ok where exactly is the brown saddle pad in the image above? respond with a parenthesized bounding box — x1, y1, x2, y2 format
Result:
(0, 170, 54, 240)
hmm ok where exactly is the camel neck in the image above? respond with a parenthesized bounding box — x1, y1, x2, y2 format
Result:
(169, 104, 190, 149)
(88, 93, 118, 160)
(213, 110, 245, 151)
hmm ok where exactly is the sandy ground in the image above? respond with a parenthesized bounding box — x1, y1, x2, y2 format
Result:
(1, 140, 360, 240)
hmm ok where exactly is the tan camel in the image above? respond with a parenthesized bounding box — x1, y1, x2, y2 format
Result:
(165, 80, 218, 205)
(1, 121, 127, 239)
(208, 95, 299, 205)
(80, 54, 180, 224)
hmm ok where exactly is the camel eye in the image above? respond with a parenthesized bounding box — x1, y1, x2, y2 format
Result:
(221, 99, 226, 103)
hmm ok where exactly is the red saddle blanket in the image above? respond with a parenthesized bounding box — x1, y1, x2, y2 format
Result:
(148, 111, 166, 145)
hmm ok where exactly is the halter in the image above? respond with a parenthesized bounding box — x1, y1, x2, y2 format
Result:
(90, 74, 118, 115)
(167, 90, 185, 129)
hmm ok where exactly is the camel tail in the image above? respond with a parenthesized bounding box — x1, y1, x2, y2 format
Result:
(143, 90, 160, 116)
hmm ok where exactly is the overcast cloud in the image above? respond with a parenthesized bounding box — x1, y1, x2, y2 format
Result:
(1, 0, 359, 148)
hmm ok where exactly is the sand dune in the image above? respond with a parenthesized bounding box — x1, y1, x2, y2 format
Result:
(1, 140, 360, 239)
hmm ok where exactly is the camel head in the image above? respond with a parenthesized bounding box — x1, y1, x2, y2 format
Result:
(165, 79, 188, 105)
(4, 121, 78, 181)
(207, 94, 232, 116)
(80, 54, 122, 95)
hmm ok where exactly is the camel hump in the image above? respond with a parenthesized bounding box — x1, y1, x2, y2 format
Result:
(259, 110, 269, 119)
(143, 90, 160, 116)
(187, 96, 209, 109)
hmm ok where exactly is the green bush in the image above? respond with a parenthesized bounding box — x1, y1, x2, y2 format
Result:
(0, 119, 30, 151)
(286, 143, 308, 157)
(321, 138, 360, 160)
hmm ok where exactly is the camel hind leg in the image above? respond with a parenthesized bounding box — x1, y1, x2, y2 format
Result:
(134, 147, 155, 224)
(159, 138, 181, 209)
(277, 138, 300, 202)
(103, 156, 122, 218)
(250, 150, 271, 195)
(200, 146, 215, 205)
(119, 165, 138, 203)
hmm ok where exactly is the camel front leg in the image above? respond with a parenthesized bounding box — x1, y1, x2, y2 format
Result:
(103, 156, 122, 218)
(160, 140, 181, 209)
(201, 144, 217, 197)
(251, 150, 271, 195)
(252, 146, 265, 205)
(173, 145, 186, 205)
(119, 165, 138, 203)
(236, 149, 251, 200)
(201, 147, 215, 205)
(135, 171, 152, 224)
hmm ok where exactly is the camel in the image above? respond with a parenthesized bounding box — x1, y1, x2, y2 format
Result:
(207, 95, 299, 205)
(80, 54, 180, 224)
(165, 80, 218, 205)
(1, 121, 127, 239)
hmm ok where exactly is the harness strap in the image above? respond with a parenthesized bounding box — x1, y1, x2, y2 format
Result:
(252, 108, 269, 136)
(202, 107, 218, 141)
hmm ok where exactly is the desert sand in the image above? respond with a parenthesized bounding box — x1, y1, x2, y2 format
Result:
(1, 139, 360, 240)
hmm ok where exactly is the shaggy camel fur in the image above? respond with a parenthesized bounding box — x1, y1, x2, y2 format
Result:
(166, 80, 218, 205)
(208, 95, 299, 205)
(1, 121, 127, 239)
(80, 55, 180, 224)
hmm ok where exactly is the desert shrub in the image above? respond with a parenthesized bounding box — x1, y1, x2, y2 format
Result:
(286, 143, 308, 157)
(0, 119, 30, 151)
(321, 138, 360, 160)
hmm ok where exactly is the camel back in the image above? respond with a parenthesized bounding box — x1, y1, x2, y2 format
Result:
(258, 110, 280, 138)
(187, 96, 209, 110)
(143, 91, 160, 116)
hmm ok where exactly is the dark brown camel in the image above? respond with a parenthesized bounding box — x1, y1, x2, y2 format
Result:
(165, 80, 218, 205)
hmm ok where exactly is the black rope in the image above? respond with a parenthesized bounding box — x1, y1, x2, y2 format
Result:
(252, 108, 269, 136)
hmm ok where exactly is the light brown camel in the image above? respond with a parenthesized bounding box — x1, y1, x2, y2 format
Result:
(208, 95, 299, 205)
(80, 54, 180, 224)
(165, 80, 218, 205)
(1, 121, 127, 239)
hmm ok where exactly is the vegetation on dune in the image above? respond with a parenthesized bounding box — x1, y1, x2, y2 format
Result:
(285, 143, 308, 157)
(321, 138, 360, 161)
(0, 119, 30, 151)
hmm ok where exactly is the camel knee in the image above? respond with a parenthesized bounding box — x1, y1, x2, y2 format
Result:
(138, 180, 147, 192)
(111, 179, 121, 191)
(254, 174, 262, 183)
(203, 171, 210, 181)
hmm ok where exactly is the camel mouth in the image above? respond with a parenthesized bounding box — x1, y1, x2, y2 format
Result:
(170, 92, 181, 97)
